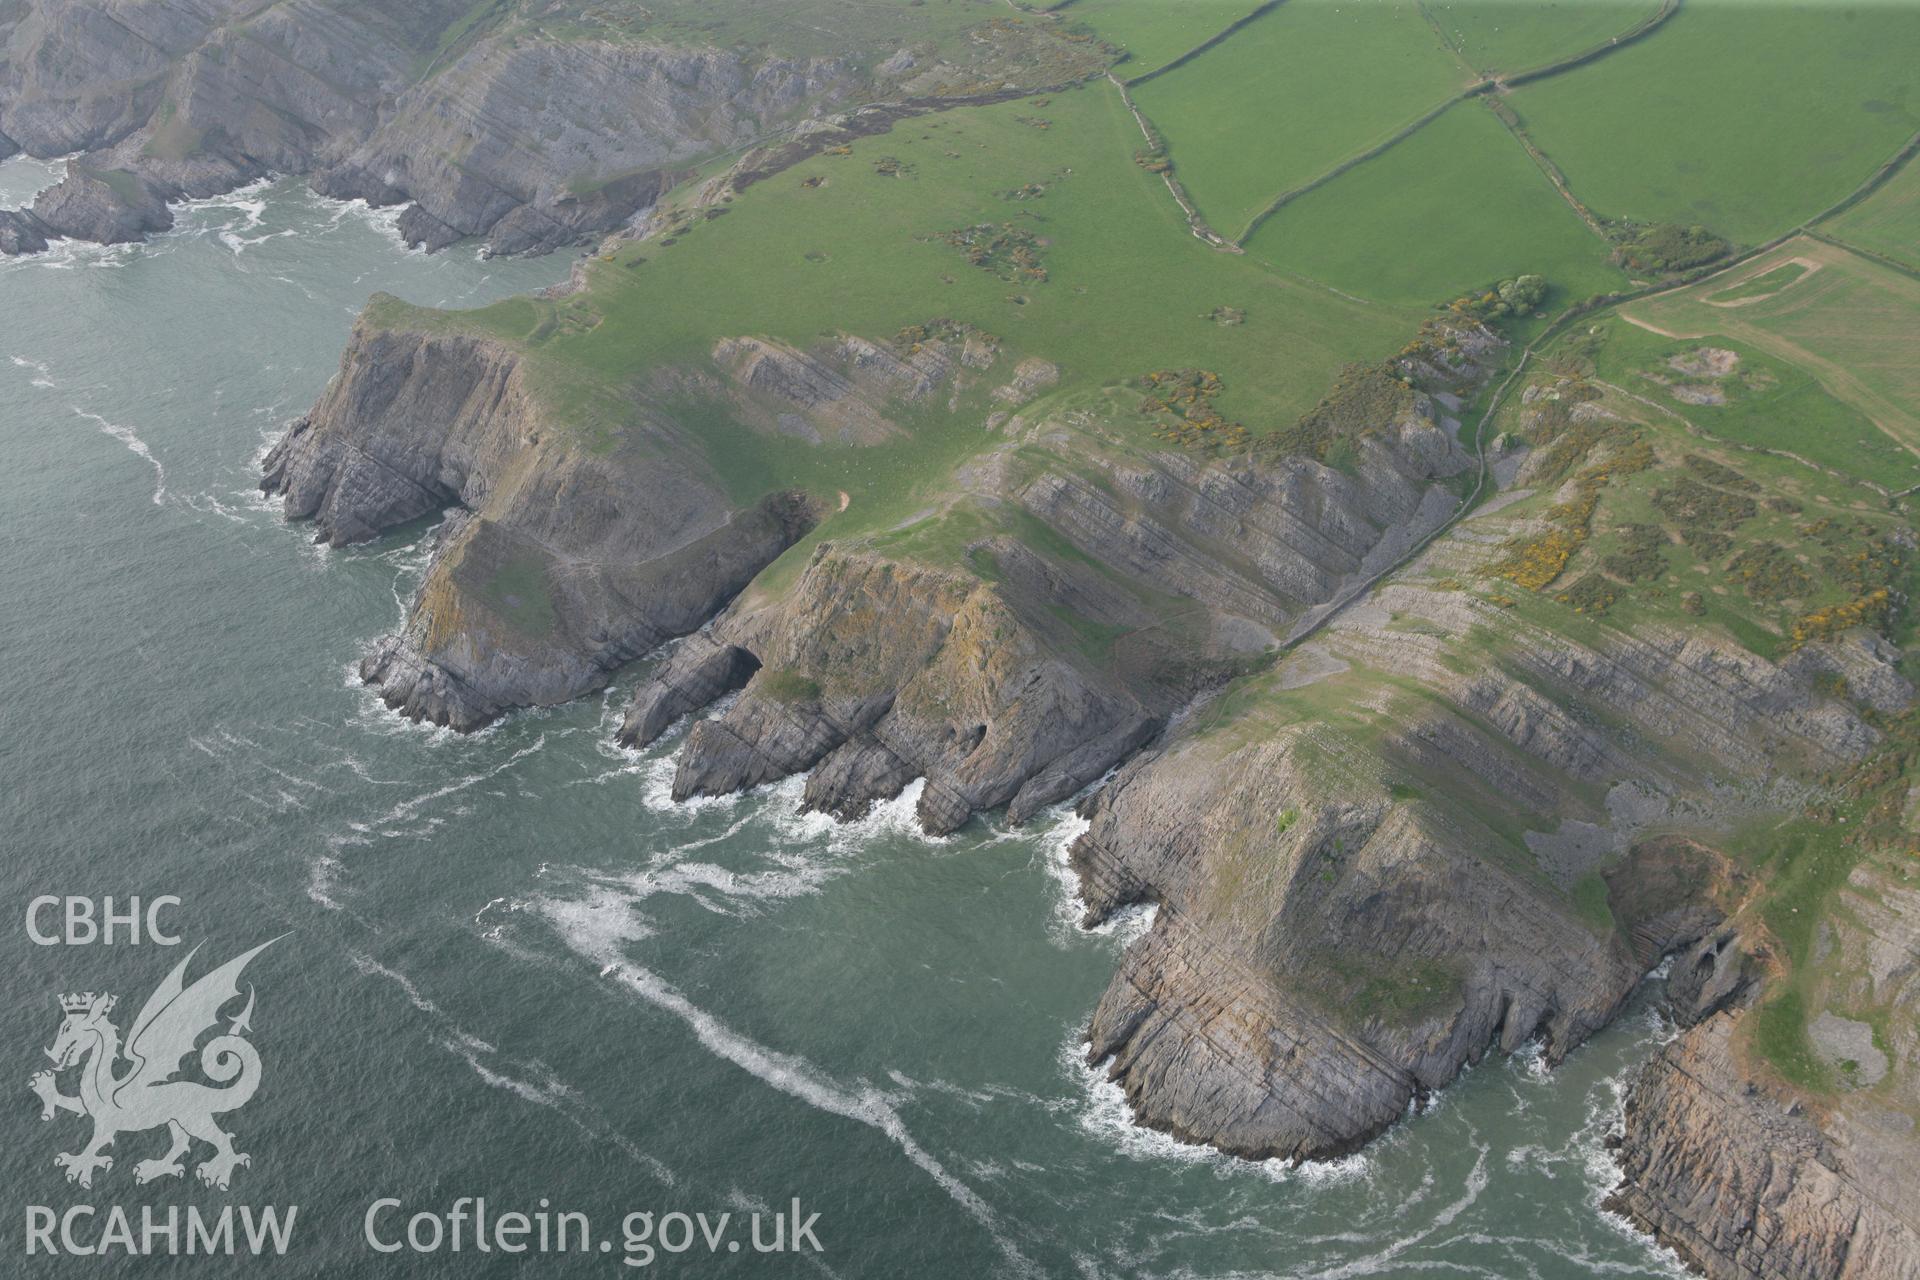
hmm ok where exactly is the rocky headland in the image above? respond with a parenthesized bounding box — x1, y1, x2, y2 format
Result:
(0, 0, 1106, 257)
(257, 282, 1918, 1277)
(16, 7, 1915, 1274)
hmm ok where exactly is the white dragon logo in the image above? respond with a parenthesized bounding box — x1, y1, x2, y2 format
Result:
(29, 938, 281, 1191)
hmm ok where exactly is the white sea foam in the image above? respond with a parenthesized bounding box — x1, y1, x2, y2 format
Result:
(532, 890, 1038, 1276)
(1289, 1147, 1490, 1280)
(9, 354, 55, 388)
(311, 190, 420, 254)
(71, 406, 165, 503)
(1035, 806, 1158, 949)
(305, 854, 343, 910)
(354, 947, 676, 1185)
(1061, 1033, 1372, 1187)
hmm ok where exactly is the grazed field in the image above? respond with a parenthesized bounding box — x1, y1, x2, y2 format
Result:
(1067, 0, 1261, 80)
(1824, 152, 1920, 274)
(1565, 314, 1920, 490)
(1424, 0, 1664, 77)
(1133, 0, 1473, 238)
(1506, 2, 1920, 244)
(373, 84, 1422, 514)
(1622, 237, 1920, 480)
(1244, 99, 1625, 311)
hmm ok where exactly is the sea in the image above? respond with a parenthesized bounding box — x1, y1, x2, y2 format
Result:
(0, 154, 1690, 1278)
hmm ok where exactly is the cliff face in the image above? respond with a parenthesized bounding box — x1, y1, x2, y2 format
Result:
(0, 0, 1108, 256)
(261, 317, 816, 728)
(1065, 572, 1886, 1162)
(1607, 841, 1920, 1279)
(1, 0, 847, 256)
(607, 329, 1495, 836)
(308, 40, 847, 255)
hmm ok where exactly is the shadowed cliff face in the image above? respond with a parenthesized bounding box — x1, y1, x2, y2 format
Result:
(254, 281, 1918, 1280)
(1605, 791, 1920, 1280)
(1608, 1011, 1920, 1280)
(266, 309, 1499, 822)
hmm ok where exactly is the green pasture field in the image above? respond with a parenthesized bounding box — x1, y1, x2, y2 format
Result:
(1825, 153, 1920, 274)
(1506, 1, 1920, 244)
(1553, 312, 1920, 490)
(1067, 0, 1262, 80)
(1244, 99, 1626, 311)
(368, 83, 1423, 527)
(1132, 0, 1474, 238)
(1423, 0, 1664, 78)
(1623, 238, 1920, 471)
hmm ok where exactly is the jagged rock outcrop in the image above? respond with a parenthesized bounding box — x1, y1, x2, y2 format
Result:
(0, 206, 47, 254)
(1607, 840, 1920, 1279)
(29, 163, 172, 244)
(0, 1, 842, 255)
(648, 544, 1163, 834)
(262, 316, 817, 728)
(309, 40, 847, 256)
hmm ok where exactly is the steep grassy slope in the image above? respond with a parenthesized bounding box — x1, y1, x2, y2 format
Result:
(1068, 362, 1908, 1163)
(240, 4, 1920, 1272)
(370, 83, 1424, 523)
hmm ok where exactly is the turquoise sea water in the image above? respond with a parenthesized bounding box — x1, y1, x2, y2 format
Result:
(0, 159, 1690, 1278)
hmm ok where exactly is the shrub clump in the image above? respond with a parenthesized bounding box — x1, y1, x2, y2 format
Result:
(1683, 453, 1760, 493)
(1615, 222, 1731, 275)
(1445, 274, 1548, 323)
(1728, 542, 1814, 603)
(1652, 476, 1757, 559)
(1139, 368, 1250, 453)
(1602, 523, 1669, 583)
(1556, 574, 1621, 615)
(1261, 362, 1413, 466)
(938, 223, 1048, 283)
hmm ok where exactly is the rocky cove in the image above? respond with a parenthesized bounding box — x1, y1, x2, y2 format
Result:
(255, 279, 1920, 1277)
(11, 3, 1920, 1276)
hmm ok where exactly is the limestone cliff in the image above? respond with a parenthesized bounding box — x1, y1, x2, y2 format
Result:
(611, 329, 1495, 835)
(1607, 792, 1920, 1278)
(261, 315, 815, 728)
